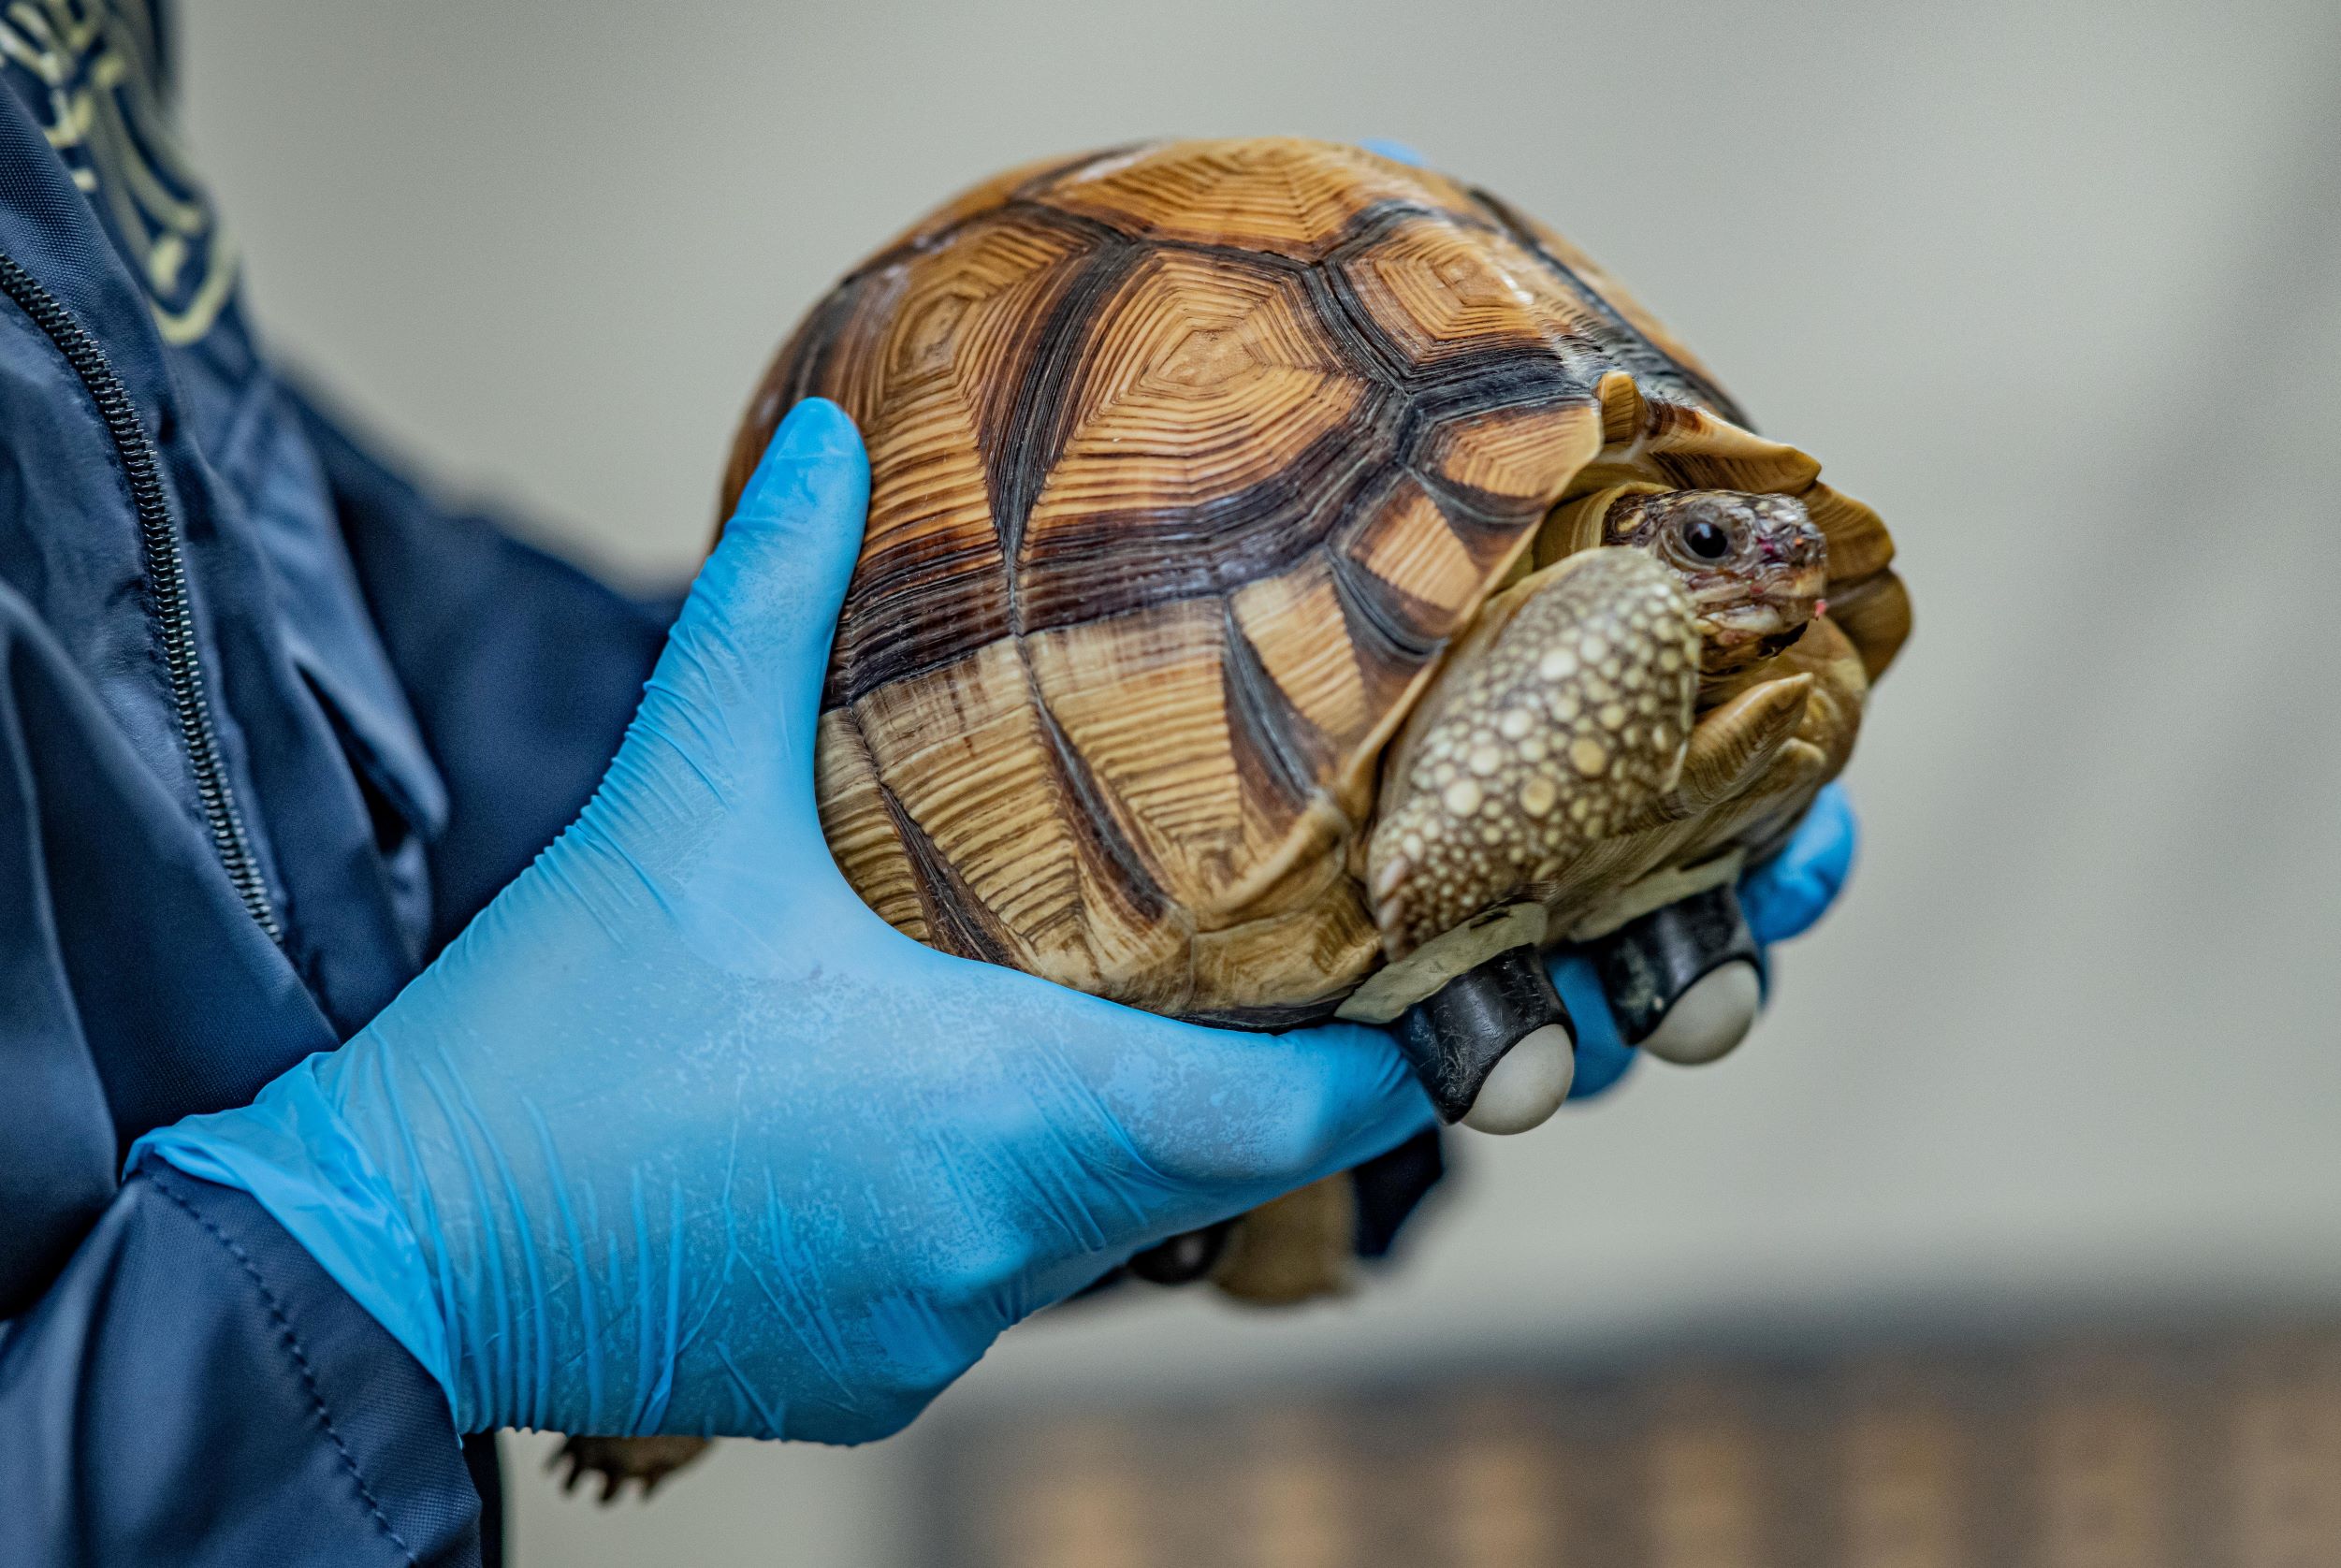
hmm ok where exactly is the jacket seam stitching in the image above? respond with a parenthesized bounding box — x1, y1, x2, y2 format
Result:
(148, 1173, 422, 1567)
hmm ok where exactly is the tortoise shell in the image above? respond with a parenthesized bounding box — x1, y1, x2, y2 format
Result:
(722, 138, 1908, 1027)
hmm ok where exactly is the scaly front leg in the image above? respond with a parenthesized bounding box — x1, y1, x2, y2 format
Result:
(1354, 548, 1699, 1131)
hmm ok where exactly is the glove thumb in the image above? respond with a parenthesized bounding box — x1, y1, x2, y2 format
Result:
(697, 394, 871, 730)
(633, 396, 870, 791)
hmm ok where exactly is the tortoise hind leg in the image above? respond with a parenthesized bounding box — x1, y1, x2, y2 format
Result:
(550, 1435, 715, 1504)
(1209, 1174, 1359, 1304)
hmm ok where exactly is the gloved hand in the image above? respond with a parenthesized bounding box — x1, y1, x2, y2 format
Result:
(138, 399, 1433, 1445)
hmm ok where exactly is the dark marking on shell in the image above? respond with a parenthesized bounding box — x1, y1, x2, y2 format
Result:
(1013, 394, 1402, 632)
(1022, 660, 1176, 931)
(1220, 601, 1327, 811)
(1327, 544, 1444, 667)
(829, 519, 1013, 708)
(868, 757, 1020, 967)
(989, 236, 1149, 617)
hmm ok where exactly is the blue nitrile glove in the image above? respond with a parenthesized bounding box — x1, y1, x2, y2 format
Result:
(1738, 782, 1857, 947)
(1359, 138, 1432, 167)
(1552, 783, 1860, 1098)
(137, 399, 1433, 1445)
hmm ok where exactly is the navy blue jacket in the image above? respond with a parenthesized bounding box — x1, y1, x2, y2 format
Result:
(0, 8, 668, 1561)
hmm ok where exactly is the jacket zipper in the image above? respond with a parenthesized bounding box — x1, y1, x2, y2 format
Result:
(0, 250, 281, 942)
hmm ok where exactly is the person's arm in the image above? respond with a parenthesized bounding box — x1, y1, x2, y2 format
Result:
(287, 389, 677, 951)
(0, 403, 1422, 1564)
(0, 395, 1854, 1562)
(0, 1163, 483, 1565)
(0, 577, 483, 1562)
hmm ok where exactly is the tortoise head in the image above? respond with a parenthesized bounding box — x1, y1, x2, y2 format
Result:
(1599, 490, 1827, 684)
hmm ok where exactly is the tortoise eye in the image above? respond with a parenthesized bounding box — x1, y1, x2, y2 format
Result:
(1681, 518, 1731, 560)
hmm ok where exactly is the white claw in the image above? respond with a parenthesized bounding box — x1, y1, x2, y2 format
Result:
(1461, 1023, 1576, 1134)
(1639, 961, 1761, 1066)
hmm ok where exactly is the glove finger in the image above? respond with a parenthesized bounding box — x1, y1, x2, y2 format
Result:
(1055, 995, 1436, 1200)
(1549, 951, 1638, 1100)
(1739, 782, 1858, 945)
(651, 398, 871, 786)
(1359, 138, 1432, 167)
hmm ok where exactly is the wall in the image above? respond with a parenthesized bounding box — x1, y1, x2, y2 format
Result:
(176, 4, 2341, 1563)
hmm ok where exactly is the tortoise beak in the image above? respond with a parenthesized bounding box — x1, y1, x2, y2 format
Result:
(1756, 557, 1828, 610)
(1706, 558, 1825, 646)
(1704, 600, 1800, 645)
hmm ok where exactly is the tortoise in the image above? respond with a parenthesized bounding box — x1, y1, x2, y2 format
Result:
(563, 138, 1908, 1501)
(722, 136, 1906, 1136)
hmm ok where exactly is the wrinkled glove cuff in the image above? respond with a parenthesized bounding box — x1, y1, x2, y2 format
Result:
(132, 1059, 462, 1430)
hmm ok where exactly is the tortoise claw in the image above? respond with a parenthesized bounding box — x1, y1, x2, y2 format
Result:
(548, 1435, 716, 1505)
(1667, 675, 1811, 816)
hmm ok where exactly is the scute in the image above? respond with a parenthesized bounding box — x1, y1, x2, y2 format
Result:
(726, 138, 1905, 1024)
(1014, 250, 1374, 632)
(1043, 138, 1487, 261)
(1024, 598, 1312, 922)
(1340, 474, 1500, 638)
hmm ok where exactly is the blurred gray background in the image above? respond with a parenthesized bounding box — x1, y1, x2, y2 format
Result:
(178, 2, 2340, 1563)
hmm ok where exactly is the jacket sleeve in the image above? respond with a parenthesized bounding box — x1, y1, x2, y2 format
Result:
(288, 389, 677, 951)
(0, 576, 483, 1564)
(0, 1160, 482, 1567)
